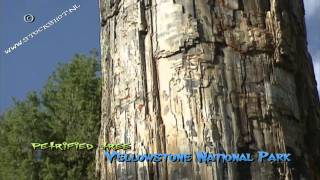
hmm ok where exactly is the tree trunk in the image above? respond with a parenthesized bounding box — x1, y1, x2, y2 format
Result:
(96, 0, 320, 179)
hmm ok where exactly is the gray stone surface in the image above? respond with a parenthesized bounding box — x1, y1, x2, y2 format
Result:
(97, 0, 320, 179)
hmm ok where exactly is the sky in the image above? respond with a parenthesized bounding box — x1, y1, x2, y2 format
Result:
(0, 0, 319, 113)
(305, 0, 320, 94)
(0, 0, 100, 113)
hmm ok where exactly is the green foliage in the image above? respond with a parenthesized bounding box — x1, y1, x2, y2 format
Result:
(0, 52, 101, 180)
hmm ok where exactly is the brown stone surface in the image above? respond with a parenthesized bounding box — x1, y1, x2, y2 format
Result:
(96, 0, 320, 179)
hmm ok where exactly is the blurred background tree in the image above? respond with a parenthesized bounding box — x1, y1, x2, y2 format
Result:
(0, 51, 101, 180)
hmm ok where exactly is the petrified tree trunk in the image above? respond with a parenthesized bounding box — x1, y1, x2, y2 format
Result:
(96, 0, 320, 179)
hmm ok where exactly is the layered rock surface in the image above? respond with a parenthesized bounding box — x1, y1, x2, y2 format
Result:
(96, 0, 320, 179)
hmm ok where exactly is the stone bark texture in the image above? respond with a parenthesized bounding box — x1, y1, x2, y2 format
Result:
(96, 0, 320, 179)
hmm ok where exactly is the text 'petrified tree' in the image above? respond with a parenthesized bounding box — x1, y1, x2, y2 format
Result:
(96, 0, 320, 179)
